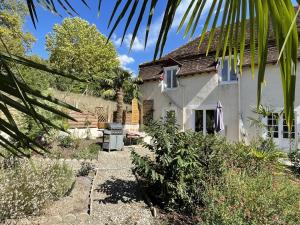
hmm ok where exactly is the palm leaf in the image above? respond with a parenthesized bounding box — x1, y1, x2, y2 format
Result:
(0, 51, 82, 157)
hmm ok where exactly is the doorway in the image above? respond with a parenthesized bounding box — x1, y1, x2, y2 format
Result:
(266, 112, 296, 149)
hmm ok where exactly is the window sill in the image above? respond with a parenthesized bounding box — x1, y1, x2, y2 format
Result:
(165, 87, 178, 91)
(219, 81, 238, 85)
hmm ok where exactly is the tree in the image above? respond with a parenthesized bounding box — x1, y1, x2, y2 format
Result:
(100, 68, 138, 123)
(0, 0, 35, 55)
(20, 55, 55, 91)
(0, 1, 81, 157)
(46, 17, 119, 94)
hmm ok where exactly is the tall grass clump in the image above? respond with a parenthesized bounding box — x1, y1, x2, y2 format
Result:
(0, 159, 74, 221)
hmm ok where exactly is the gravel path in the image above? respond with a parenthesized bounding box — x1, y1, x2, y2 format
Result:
(5, 146, 155, 225)
(90, 146, 154, 225)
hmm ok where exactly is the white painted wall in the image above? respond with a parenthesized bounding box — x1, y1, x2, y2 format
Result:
(240, 63, 300, 148)
(141, 72, 239, 142)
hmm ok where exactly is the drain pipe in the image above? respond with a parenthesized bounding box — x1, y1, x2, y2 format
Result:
(238, 72, 242, 142)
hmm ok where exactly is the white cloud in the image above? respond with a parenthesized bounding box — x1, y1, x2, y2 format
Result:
(118, 54, 135, 67)
(113, 0, 213, 52)
(113, 33, 144, 51)
(118, 54, 135, 74)
(172, 0, 213, 29)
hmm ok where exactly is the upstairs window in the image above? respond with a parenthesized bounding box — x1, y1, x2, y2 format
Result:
(219, 57, 238, 83)
(165, 66, 178, 89)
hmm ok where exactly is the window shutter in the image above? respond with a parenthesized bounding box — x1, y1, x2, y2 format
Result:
(172, 69, 178, 88)
(166, 70, 172, 88)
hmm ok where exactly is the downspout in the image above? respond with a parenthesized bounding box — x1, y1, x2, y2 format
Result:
(180, 81, 185, 131)
(238, 72, 242, 142)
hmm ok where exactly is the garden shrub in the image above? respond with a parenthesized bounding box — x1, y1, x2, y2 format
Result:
(58, 135, 79, 149)
(0, 160, 74, 220)
(77, 162, 95, 177)
(229, 139, 284, 175)
(201, 169, 300, 225)
(131, 112, 230, 212)
(288, 149, 300, 174)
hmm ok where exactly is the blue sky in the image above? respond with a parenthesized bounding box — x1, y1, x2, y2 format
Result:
(24, 0, 213, 76)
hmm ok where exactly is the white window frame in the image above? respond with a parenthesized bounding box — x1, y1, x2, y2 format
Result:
(262, 107, 299, 150)
(190, 105, 216, 135)
(164, 66, 179, 90)
(218, 56, 239, 85)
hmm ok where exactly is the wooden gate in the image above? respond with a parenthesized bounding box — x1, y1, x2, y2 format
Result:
(142, 100, 154, 125)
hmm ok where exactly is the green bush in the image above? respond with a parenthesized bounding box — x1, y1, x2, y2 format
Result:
(132, 112, 230, 212)
(58, 135, 79, 149)
(201, 170, 300, 225)
(228, 139, 285, 175)
(288, 149, 300, 174)
(77, 162, 95, 177)
(0, 160, 74, 220)
(74, 143, 100, 160)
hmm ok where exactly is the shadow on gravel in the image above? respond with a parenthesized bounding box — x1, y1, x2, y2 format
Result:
(94, 177, 143, 204)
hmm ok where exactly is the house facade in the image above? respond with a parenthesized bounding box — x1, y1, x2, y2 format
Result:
(139, 27, 300, 151)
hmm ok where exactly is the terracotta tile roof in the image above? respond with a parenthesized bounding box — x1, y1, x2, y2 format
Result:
(139, 8, 300, 81)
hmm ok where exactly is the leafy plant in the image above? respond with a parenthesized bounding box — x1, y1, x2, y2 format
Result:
(289, 149, 300, 174)
(77, 162, 95, 177)
(58, 135, 78, 149)
(132, 112, 229, 213)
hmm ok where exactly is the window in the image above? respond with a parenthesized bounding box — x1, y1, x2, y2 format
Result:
(165, 67, 178, 89)
(265, 113, 295, 139)
(267, 113, 279, 138)
(195, 110, 215, 134)
(219, 57, 238, 83)
(283, 114, 295, 139)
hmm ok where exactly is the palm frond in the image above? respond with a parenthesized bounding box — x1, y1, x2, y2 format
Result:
(0, 51, 82, 157)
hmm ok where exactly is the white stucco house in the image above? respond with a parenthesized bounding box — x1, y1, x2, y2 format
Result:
(139, 20, 300, 151)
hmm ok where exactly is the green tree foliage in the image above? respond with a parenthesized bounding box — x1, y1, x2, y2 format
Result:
(46, 17, 119, 94)
(0, 0, 35, 55)
(20, 55, 55, 91)
(0, 2, 79, 157)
